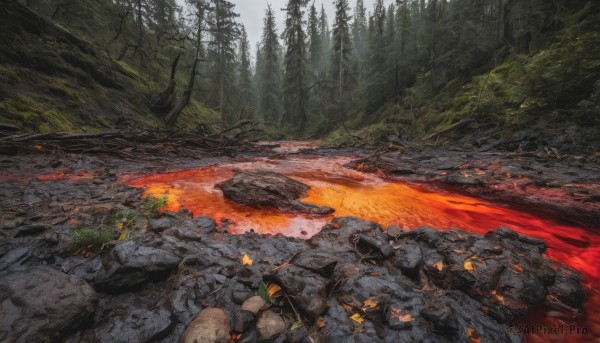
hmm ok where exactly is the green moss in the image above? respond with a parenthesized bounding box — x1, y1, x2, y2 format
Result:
(0, 64, 19, 79)
(176, 99, 220, 131)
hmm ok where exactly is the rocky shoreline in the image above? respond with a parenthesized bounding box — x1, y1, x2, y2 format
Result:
(0, 142, 596, 342)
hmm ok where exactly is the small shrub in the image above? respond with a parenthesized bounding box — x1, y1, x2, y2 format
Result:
(70, 228, 114, 254)
(140, 195, 168, 217)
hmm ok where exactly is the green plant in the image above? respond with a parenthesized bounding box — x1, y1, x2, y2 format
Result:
(140, 195, 168, 217)
(70, 228, 114, 254)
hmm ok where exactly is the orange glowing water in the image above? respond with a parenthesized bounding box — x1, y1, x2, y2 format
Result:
(123, 154, 600, 341)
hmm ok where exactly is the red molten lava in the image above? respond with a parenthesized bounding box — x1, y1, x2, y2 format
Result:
(123, 155, 599, 342)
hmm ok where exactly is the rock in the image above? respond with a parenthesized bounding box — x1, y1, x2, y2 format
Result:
(240, 296, 267, 315)
(420, 302, 458, 332)
(351, 234, 392, 259)
(180, 308, 230, 343)
(265, 264, 329, 322)
(290, 251, 338, 279)
(217, 171, 334, 215)
(233, 311, 255, 333)
(256, 309, 287, 339)
(89, 308, 174, 343)
(392, 245, 423, 278)
(148, 217, 172, 232)
(0, 246, 31, 272)
(94, 241, 181, 293)
(14, 223, 51, 237)
(232, 288, 254, 305)
(0, 267, 97, 342)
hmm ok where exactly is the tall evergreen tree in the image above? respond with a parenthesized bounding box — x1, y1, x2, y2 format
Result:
(308, 2, 321, 78)
(332, 0, 353, 98)
(318, 4, 331, 79)
(257, 4, 282, 125)
(352, 0, 367, 60)
(238, 25, 252, 118)
(205, 0, 239, 124)
(282, 0, 309, 132)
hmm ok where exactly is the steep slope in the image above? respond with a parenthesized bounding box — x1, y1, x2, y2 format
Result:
(326, 3, 600, 146)
(0, 0, 216, 133)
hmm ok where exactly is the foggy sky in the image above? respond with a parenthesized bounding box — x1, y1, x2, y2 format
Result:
(235, 0, 385, 54)
(177, 1, 390, 57)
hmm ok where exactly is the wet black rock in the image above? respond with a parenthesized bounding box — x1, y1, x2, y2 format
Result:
(14, 223, 51, 237)
(217, 171, 334, 215)
(265, 264, 330, 322)
(148, 217, 172, 232)
(290, 251, 338, 279)
(234, 310, 255, 333)
(94, 241, 181, 293)
(84, 308, 173, 342)
(0, 267, 97, 343)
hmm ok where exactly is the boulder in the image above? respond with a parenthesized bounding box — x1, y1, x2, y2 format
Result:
(0, 267, 97, 342)
(217, 171, 334, 215)
(180, 308, 230, 343)
(94, 241, 181, 293)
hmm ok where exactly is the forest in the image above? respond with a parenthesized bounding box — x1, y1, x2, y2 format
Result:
(0, 0, 599, 343)
(1, 0, 598, 142)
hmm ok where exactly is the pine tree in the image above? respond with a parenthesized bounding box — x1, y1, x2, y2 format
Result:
(318, 4, 330, 80)
(352, 0, 367, 60)
(308, 2, 321, 78)
(205, 0, 239, 124)
(257, 4, 282, 125)
(282, 0, 309, 132)
(364, 0, 387, 113)
(238, 25, 252, 118)
(332, 0, 353, 98)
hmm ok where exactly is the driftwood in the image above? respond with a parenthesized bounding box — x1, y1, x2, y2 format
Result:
(0, 131, 256, 158)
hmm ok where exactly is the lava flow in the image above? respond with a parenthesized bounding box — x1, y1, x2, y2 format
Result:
(123, 154, 600, 341)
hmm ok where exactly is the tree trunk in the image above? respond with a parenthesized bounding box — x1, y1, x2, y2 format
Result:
(164, 56, 199, 126)
(153, 53, 181, 115)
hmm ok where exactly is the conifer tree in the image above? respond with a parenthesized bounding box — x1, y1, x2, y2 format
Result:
(282, 0, 309, 132)
(257, 4, 282, 125)
(206, 0, 239, 124)
(238, 25, 252, 119)
(332, 0, 353, 98)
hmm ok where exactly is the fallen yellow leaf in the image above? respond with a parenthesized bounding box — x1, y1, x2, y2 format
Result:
(390, 307, 414, 322)
(33, 145, 43, 151)
(266, 283, 281, 298)
(491, 290, 505, 303)
(433, 261, 444, 272)
(464, 260, 474, 271)
(467, 327, 481, 343)
(241, 253, 253, 266)
(514, 264, 523, 272)
(363, 299, 379, 309)
(350, 313, 364, 324)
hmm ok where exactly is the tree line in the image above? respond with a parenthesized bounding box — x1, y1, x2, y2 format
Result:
(21, 0, 577, 134)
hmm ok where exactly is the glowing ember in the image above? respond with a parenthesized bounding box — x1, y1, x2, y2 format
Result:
(123, 155, 600, 341)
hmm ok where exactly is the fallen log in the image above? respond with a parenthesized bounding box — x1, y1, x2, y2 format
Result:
(0, 130, 258, 157)
(422, 118, 475, 143)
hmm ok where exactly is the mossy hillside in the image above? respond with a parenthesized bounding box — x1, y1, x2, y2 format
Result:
(435, 9, 599, 132)
(327, 7, 600, 144)
(0, 1, 219, 134)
